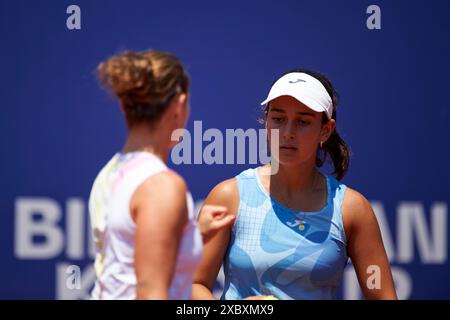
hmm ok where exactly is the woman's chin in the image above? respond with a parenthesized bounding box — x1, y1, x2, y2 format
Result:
(273, 155, 303, 167)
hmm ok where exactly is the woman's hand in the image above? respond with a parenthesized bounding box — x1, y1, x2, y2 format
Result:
(197, 205, 235, 242)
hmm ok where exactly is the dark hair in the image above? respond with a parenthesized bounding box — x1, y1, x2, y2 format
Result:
(97, 50, 189, 127)
(264, 68, 351, 180)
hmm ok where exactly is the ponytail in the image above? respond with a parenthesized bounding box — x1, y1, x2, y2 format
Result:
(316, 122, 350, 180)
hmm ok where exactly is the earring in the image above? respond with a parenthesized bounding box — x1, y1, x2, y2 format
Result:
(320, 141, 323, 148)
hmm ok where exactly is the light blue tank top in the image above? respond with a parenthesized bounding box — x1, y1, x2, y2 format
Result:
(221, 168, 349, 300)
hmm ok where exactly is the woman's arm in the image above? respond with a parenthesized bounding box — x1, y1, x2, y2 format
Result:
(131, 171, 188, 300)
(343, 188, 398, 300)
(192, 178, 239, 300)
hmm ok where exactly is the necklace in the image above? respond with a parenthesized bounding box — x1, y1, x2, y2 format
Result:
(283, 170, 325, 233)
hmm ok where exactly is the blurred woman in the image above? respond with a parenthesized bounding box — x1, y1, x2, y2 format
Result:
(89, 50, 234, 300)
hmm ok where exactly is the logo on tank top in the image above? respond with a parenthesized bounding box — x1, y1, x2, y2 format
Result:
(286, 212, 308, 231)
(286, 219, 306, 231)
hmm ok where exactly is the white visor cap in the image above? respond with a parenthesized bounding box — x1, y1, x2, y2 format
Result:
(260, 72, 333, 120)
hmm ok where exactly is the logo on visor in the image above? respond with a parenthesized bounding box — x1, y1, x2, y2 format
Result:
(288, 79, 306, 84)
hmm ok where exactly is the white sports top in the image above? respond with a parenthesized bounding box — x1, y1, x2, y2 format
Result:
(88, 151, 202, 299)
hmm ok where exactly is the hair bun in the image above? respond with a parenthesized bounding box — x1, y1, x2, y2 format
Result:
(96, 49, 189, 126)
(97, 51, 155, 99)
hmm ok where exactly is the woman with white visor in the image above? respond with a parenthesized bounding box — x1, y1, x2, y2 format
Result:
(192, 69, 397, 300)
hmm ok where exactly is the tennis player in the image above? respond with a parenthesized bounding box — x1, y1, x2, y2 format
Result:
(192, 69, 397, 300)
(89, 50, 235, 300)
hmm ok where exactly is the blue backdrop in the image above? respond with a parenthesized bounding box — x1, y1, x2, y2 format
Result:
(1, 0, 449, 299)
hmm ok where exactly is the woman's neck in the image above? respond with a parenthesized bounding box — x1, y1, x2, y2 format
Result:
(268, 161, 322, 197)
(121, 125, 169, 164)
